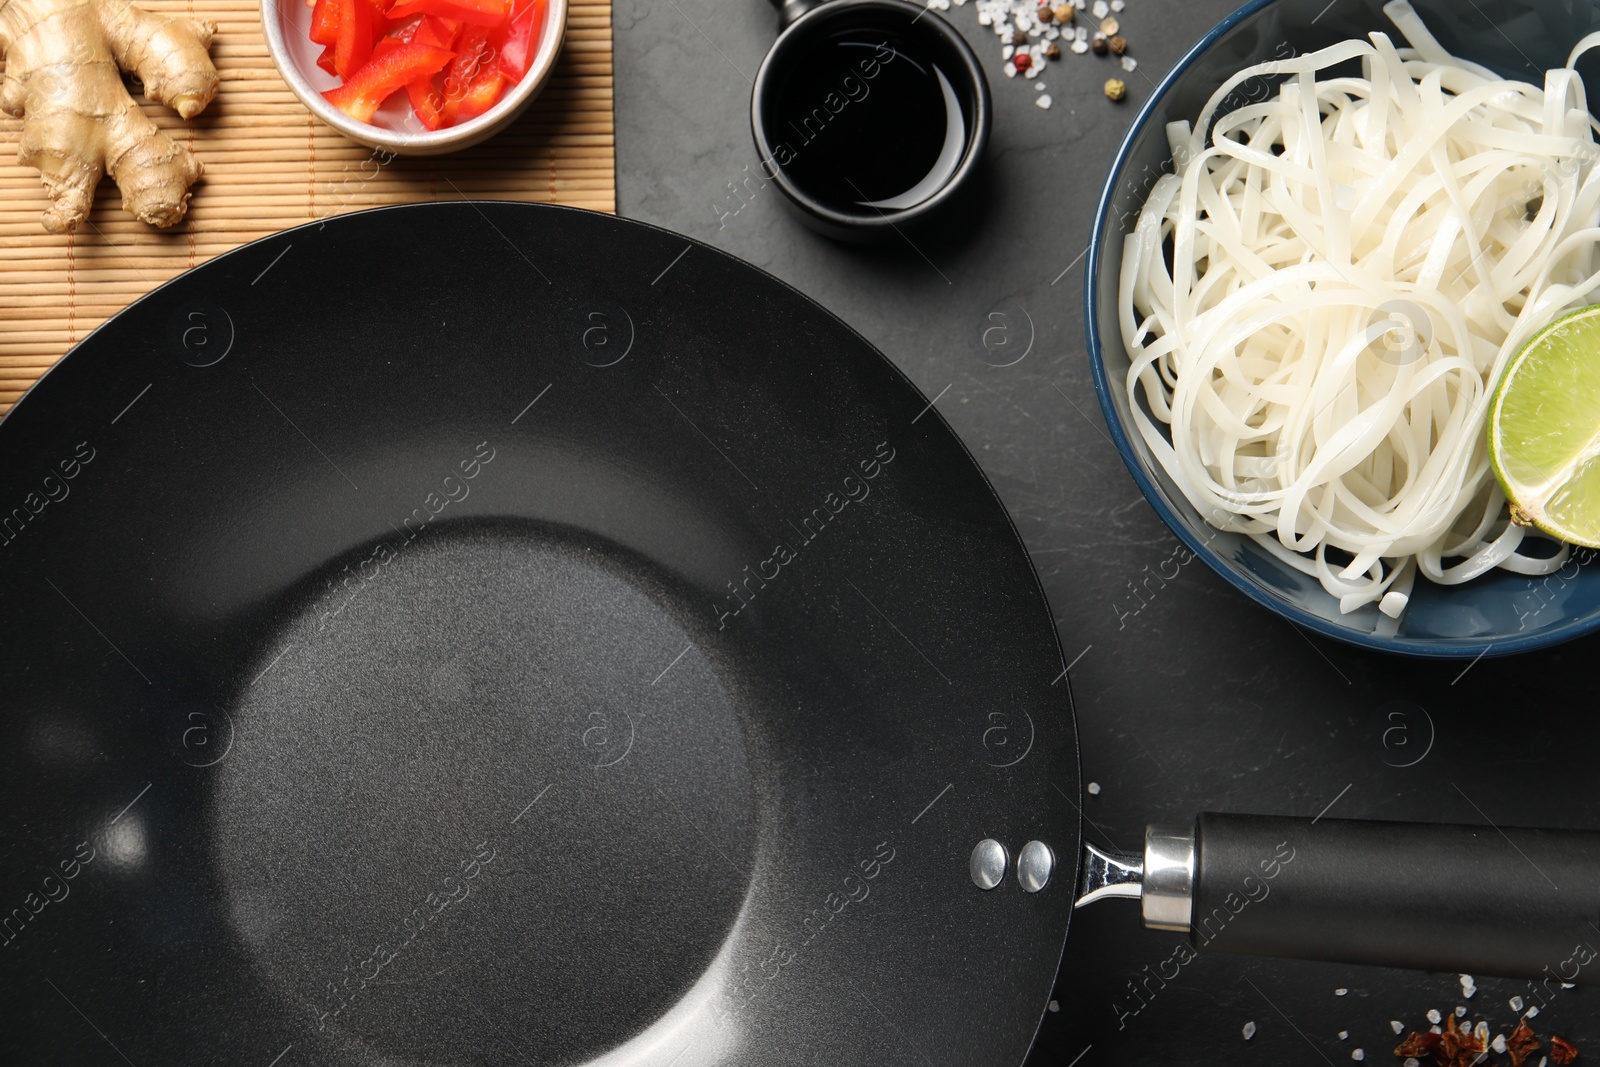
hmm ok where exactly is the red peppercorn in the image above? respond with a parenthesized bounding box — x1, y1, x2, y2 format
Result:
(1013, 52, 1032, 71)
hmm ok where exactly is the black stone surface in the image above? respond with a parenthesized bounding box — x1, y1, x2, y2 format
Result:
(613, 1, 1600, 1064)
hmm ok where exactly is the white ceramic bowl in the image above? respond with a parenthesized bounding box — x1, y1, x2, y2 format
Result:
(262, 0, 568, 154)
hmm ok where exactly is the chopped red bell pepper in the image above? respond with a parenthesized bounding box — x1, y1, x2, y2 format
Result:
(411, 13, 460, 49)
(453, 65, 504, 122)
(371, 33, 410, 61)
(492, 0, 541, 82)
(333, 0, 376, 78)
(309, 0, 341, 46)
(392, 14, 423, 37)
(436, 23, 496, 124)
(370, 13, 432, 60)
(399, 16, 459, 130)
(323, 42, 453, 123)
(312, 0, 525, 130)
(406, 74, 447, 129)
(385, 0, 507, 27)
(438, 24, 488, 94)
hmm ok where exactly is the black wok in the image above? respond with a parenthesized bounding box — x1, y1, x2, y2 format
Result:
(0, 203, 1593, 1067)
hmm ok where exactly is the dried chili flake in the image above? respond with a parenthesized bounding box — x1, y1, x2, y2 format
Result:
(1506, 1019, 1542, 1067)
(1393, 1030, 1443, 1060)
(1454, 1014, 1487, 1053)
(1392, 1010, 1575, 1067)
(1439, 1014, 1464, 1062)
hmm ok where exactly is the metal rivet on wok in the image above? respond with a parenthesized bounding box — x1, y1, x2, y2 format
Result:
(1017, 840, 1055, 892)
(970, 839, 1008, 890)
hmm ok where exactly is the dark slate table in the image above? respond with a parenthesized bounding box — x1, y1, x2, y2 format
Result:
(610, 1, 1600, 1063)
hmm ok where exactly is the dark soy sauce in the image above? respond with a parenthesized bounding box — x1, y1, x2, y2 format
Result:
(767, 24, 971, 212)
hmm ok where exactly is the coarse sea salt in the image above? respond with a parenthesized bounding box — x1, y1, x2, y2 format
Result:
(971, 0, 1139, 96)
(1035, 93, 1052, 108)
(1243, 1021, 1257, 1040)
(1427, 1009, 1442, 1024)
(1390, 1021, 1404, 1034)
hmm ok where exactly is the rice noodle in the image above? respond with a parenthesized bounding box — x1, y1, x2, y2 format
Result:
(1119, 0, 1600, 616)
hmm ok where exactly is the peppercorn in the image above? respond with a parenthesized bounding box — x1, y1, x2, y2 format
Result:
(1037, 5, 1053, 23)
(1109, 34, 1127, 54)
(1043, 41, 1061, 59)
(1104, 77, 1126, 101)
(1012, 29, 1028, 46)
(1100, 16, 1119, 34)
(1091, 33, 1109, 55)
(1014, 52, 1033, 72)
(1053, 3, 1073, 22)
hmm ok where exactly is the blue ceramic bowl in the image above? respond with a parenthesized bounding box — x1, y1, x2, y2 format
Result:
(1086, 0, 1600, 658)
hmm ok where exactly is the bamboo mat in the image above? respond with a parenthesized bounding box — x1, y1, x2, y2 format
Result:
(0, 0, 615, 416)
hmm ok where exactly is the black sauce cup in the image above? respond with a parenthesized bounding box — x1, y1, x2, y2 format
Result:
(751, 0, 992, 242)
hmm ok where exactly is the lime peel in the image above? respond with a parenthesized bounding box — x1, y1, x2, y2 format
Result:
(1489, 302, 1600, 550)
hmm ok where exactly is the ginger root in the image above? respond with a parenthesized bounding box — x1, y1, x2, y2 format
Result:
(0, 0, 219, 233)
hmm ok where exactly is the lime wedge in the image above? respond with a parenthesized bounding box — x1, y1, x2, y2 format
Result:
(1489, 303, 1600, 549)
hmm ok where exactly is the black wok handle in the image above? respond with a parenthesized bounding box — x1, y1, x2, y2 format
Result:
(1186, 813, 1600, 979)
